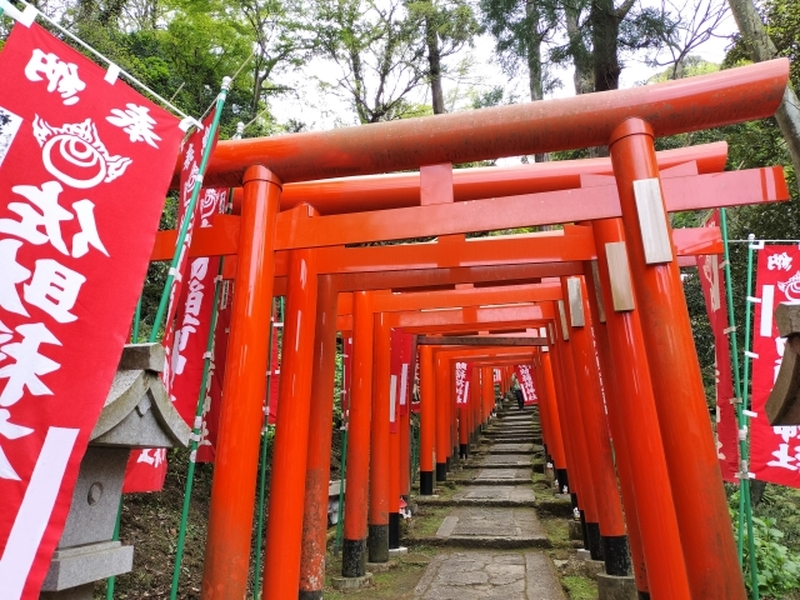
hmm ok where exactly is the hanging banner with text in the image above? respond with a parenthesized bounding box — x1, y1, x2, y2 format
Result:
(751, 245, 800, 487)
(389, 330, 413, 432)
(696, 211, 739, 482)
(0, 22, 182, 598)
(123, 114, 222, 492)
(514, 364, 538, 405)
(455, 361, 472, 406)
(266, 318, 282, 426)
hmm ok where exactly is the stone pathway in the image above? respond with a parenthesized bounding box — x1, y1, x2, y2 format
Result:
(412, 405, 566, 599)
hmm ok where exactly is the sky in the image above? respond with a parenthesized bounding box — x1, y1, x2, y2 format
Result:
(268, 0, 740, 132)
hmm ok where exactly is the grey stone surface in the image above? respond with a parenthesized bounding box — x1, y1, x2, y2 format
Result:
(59, 447, 128, 547)
(414, 551, 566, 599)
(42, 542, 133, 591)
(452, 485, 536, 505)
(472, 468, 532, 484)
(487, 443, 534, 454)
(597, 573, 638, 600)
(330, 573, 374, 590)
(435, 507, 548, 547)
(477, 454, 533, 468)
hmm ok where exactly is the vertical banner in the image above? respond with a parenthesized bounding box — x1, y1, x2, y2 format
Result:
(195, 279, 232, 463)
(751, 245, 800, 487)
(493, 368, 502, 384)
(266, 318, 282, 425)
(514, 364, 538, 405)
(454, 361, 472, 406)
(696, 211, 739, 482)
(0, 22, 182, 598)
(341, 335, 353, 418)
(123, 111, 222, 492)
(389, 330, 413, 432)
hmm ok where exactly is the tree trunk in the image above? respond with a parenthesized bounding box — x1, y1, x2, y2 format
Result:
(728, 0, 800, 191)
(564, 6, 594, 95)
(425, 11, 446, 114)
(525, 0, 547, 162)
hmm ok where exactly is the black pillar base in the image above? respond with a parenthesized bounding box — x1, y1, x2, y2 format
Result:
(638, 593, 651, 600)
(368, 523, 389, 563)
(389, 512, 401, 549)
(579, 509, 589, 549)
(342, 538, 366, 577)
(557, 469, 569, 493)
(420, 470, 434, 495)
(602, 535, 630, 576)
(436, 462, 448, 482)
(459, 443, 468, 459)
(586, 522, 604, 561)
(299, 592, 323, 600)
(446, 456, 452, 472)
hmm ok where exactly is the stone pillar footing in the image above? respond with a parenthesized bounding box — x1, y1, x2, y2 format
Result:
(597, 573, 638, 600)
(389, 546, 408, 557)
(330, 573, 373, 591)
(568, 520, 584, 541)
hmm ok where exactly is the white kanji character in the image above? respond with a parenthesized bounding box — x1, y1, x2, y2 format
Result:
(774, 425, 799, 443)
(24, 49, 86, 106)
(136, 448, 166, 467)
(768, 442, 798, 471)
(768, 252, 793, 272)
(24, 258, 87, 323)
(0, 239, 32, 317)
(0, 322, 61, 407)
(0, 321, 11, 361)
(1, 182, 71, 254)
(0, 408, 35, 480)
(182, 143, 195, 172)
(106, 104, 162, 148)
(71, 199, 108, 258)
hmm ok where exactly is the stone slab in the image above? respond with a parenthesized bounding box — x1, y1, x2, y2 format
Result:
(486, 443, 535, 454)
(477, 454, 533, 468)
(330, 573, 374, 590)
(42, 541, 133, 591)
(452, 486, 536, 505)
(434, 507, 548, 548)
(597, 573, 638, 600)
(413, 551, 566, 599)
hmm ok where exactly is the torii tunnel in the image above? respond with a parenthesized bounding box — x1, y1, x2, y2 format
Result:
(154, 58, 792, 600)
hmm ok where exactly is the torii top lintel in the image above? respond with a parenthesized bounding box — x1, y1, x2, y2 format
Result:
(196, 59, 788, 188)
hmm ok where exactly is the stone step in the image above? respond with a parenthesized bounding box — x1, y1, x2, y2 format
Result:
(431, 507, 550, 549)
(416, 485, 536, 508)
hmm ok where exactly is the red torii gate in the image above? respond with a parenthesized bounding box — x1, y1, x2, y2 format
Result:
(157, 59, 792, 600)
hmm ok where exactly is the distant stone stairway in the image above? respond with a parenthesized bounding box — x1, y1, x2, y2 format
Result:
(411, 404, 567, 599)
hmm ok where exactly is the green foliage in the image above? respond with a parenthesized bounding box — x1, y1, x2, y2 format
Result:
(731, 501, 800, 598)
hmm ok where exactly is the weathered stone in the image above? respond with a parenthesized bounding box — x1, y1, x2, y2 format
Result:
(41, 542, 133, 592)
(597, 573, 639, 600)
(330, 573, 374, 590)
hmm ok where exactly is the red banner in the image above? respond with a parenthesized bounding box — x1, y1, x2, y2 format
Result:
(341, 335, 353, 418)
(455, 361, 472, 406)
(514, 364, 538, 405)
(389, 330, 413, 432)
(696, 212, 739, 482)
(266, 318, 281, 426)
(123, 113, 221, 492)
(0, 22, 182, 598)
(751, 245, 800, 487)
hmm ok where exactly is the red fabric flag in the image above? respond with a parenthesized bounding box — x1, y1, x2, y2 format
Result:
(389, 330, 413, 432)
(455, 361, 472, 406)
(0, 22, 182, 598)
(342, 335, 353, 418)
(750, 245, 800, 487)
(266, 318, 281, 425)
(696, 211, 740, 482)
(123, 111, 222, 492)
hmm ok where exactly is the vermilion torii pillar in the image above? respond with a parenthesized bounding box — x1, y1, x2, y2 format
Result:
(609, 118, 745, 599)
